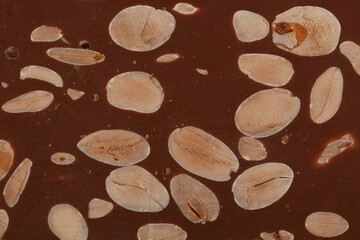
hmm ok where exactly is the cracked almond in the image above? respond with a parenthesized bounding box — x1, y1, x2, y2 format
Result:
(77, 129, 150, 166)
(67, 88, 85, 101)
(317, 133, 355, 164)
(305, 212, 349, 238)
(105, 165, 169, 212)
(238, 136, 267, 161)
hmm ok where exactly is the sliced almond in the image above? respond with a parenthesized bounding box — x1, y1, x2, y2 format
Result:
(238, 136, 267, 161)
(233, 10, 269, 42)
(3, 158, 32, 207)
(51, 152, 75, 165)
(109, 5, 176, 52)
(77, 129, 150, 166)
(340, 41, 360, 76)
(88, 198, 113, 219)
(317, 133, 355, 165)
(238, 54, 294, 87)
(260, 230, 294, 240)
(30, 25, 63, 42)
(234, 88, 300, 138)
(195, 68, 208, 75)
(1, 82, 8, 88)
(0, 209, 9, 239)
(156, 53, 180, 63)
(105, 165, 169, 212)
(2, 90, 54, 113)
(168, 126, 239, 182)
(106, 71, 164, 113)
(272, 6, 341, 56)
(173, 3, 198, 15)
(137, 223, 187, 240)
(305, 212, 349, 238)
(0, 140, 14, 181)
(310, 67, 343, 124)
(47, 47, 105, 65)
(48, 204, 88, 240)
(20, 65, 63, 87)
(232, 162, 294, 210)
(67, 88, 85, 101)
(170, 174, 220, 224)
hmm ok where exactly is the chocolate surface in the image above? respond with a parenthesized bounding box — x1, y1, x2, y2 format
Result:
(1, 0, 360, 239)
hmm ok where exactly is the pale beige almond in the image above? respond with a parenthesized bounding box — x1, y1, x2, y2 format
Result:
(170, 174, 219, 224)
(1, 82, 8, 89)
(260, 230, 294, 240)
(109, 5, 176, 52)
(20, 65, 63, 87)
(30, 25, 63, 42)
(88, 198, 113, 219)
(195, 68, 208, 75)
(77, 129, 150, 166)
(137, 223, 187, 240)
(67, 88, 85, 101)
(48, 204, 88, 240)
(2, 90, 54, 113)
(156, 53, 180, 63)
(0, 140, 14, 181)
(317, 133, 355, 164)
(238, 54, 294, 87)
(105, 165, 169, 212)
(173, 3, 198, 15)
(47, 47, 105, 65)
(234, 88, 300, 138)
(232, 162, 294, 210)
(3, 158, 32, 207)
(340, 41, 360, 76)
(305, 212, 349, 238)
(238, 136, 267, 161)
(51, 152, 76, 165)
(310, 67, 343, 124)
(0, 209, 9, 239)
(272, 6, 341, 56)
(106, 71, 164, 113)
(168, 126, 239, 182)
(233, 10, 269, 42)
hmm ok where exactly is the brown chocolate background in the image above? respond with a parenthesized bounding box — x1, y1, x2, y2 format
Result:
(1, 0, 360, 239)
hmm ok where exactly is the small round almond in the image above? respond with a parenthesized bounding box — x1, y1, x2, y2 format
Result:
(51, 152, 75, 165)
(173, 3, 198, 15)
(305, 212, 349, 237)
(106, 71, 164, 113)
(233, 10, 269, 42)
(109, 5, 176, 52)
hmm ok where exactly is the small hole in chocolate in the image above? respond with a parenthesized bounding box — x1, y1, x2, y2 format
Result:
(5, 47, 19, 60)
(79, 40, 90, 49)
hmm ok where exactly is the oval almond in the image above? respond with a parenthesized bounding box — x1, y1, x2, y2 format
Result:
(51, 152, 76, 165)
(106, 165, 169, 212)
(238, 136, 267, 161)
(234, 88, 300, 138)
(156, 53, 180, 63)
(173, 3, 198, 15)
(272, 6, 341, 56)
(0, 140, 14, 181)
(109, 5, 176, 52)
(340, 41, 360, 76)
(31, 25, 63, 42)
(88, 198, 113, 219)
(238, 54, 294, 87)
(106, 71, 164, 113)
(305, 212, 349, 238)
(2, 90, 54, 113)
(20, 65, 63, 87)
(0, 209, 9, 239)
(232, 162, 294, 210)
(77, 129, 150, 166)
(170, 174, 220, 224)
(168, 126, 239, 182)
(137, 223, 187, 240)
(47, 47, 105, 65)
(48, 204, 88, 240)
(310, 67, 343, 124)
(233, 10, 269, 42)
(3, 158, 32, 207)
